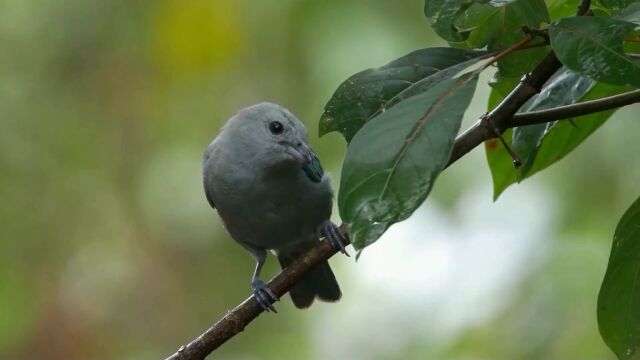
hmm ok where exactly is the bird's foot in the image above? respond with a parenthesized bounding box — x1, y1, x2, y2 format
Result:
(320, 221, 350, 257)
(251, 279, 278, 313)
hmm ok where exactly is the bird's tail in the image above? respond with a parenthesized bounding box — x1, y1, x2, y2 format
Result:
(277, 246, 341, 309)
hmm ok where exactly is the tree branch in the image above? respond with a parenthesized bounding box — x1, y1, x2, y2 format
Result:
(165, 233, 346, 360)
(446, 1, 592, 167)
(511, 89, 640, 126)
(165, 1, 595, 359)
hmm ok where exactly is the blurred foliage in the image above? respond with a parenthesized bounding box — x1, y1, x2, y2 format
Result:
(0, 0, 637, 359)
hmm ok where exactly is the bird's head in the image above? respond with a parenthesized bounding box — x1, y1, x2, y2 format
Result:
(222, 102, 316, 167)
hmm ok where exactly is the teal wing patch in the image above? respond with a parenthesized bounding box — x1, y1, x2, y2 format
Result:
(302, 152, 324, 183)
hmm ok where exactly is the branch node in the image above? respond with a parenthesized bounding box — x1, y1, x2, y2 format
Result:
(520, 73, 541, 94)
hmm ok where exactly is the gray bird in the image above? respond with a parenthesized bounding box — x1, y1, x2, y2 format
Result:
(202, 102, 348, 311)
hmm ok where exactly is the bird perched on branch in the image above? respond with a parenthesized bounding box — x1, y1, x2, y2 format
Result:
(202, 102, 348, 311)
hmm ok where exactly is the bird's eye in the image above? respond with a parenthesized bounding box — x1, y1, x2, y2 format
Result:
(269, 121, 284, 135)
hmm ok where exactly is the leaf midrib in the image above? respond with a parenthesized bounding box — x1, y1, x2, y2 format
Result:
(376, 73, 475, 205)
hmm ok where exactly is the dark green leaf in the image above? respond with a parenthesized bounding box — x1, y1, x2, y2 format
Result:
(598, 195, 640, 360)
(489, 0, 550, 77)
(550, 17, 640, 88)
(453, 2, 500, 48)
(425, 0, 550, 75)
(339, 74, 478, 250)
(320, 47, 488, 142)
(452, 0, 550, 76)
(424, 0, 469, 42)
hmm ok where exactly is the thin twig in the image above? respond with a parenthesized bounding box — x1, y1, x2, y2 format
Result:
(512, 89, 640, 126)
(481, 36, 535, 70)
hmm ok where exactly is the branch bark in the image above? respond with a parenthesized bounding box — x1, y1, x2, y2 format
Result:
(165, 1, 607, 359)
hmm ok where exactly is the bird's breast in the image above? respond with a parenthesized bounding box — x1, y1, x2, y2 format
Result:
(213, 161, 333, 250)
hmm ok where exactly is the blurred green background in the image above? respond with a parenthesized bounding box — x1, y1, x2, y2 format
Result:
(1, 0, 638, 359)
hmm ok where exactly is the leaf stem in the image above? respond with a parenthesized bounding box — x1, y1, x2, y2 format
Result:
(487, 37, 533, 68)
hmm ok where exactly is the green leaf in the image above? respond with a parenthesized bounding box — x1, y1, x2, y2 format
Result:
(339, 74, 478, 250)
(319, 47, 489, 142)
(485, 82, 519, 200)
(598, 0, 639, 14)
(489, 0, 550, 77)
(424, 0, 469, 42)
(512, 69, 596, 173)
(486, 80, 629, 199)
(452, 0, 550, 76)
(425, 0, 550, 73)
(453, 2, 501, 48)
(547, 0, 580, 20)
(598, 195, 640, 360)
(485, 127, 518, 200)
(549, 17, 640, 88)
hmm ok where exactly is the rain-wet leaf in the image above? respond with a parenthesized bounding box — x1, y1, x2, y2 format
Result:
(549, 17, 640, 88)
(512, 69, 596, 173)
(598, 0, 638, 13)
(339, 74, 478, 250)
(319, 47, 489, 142)
(615, 3, 640, 25)
(598, 195, 640, 360)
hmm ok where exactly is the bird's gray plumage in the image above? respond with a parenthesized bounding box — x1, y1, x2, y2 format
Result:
(202, 102, 341, 308)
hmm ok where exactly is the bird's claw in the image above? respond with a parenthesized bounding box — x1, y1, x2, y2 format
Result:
(252, 279, 278, 313)
(321, 221, 350, 257)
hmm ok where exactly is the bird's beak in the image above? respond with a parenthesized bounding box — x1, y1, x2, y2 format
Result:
(280, 141, 313, 164)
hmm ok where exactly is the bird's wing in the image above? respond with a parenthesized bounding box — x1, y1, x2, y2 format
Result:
(302, 151, 324, 183)
(204, 185, 216, 208)
(202, 145, 216, 208)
